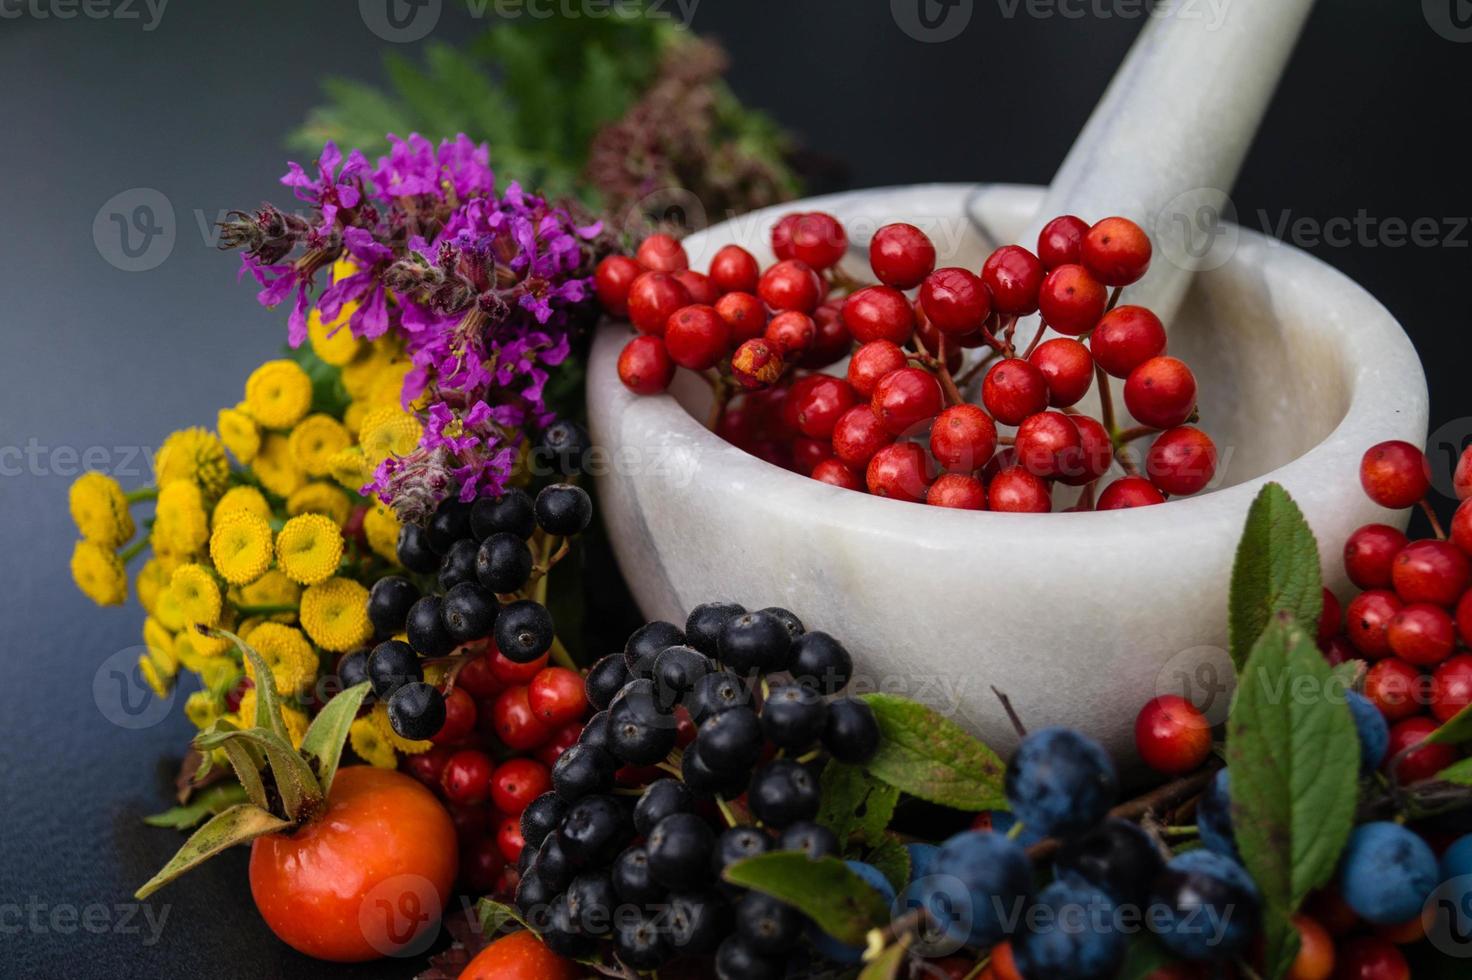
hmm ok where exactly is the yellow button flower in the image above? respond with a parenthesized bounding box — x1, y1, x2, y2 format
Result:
(340, 338, 402, 399)
(71, 540, 127, 606)
(217, 405, 261, 464)
(362, 501, 402, 564)
(359, 406, 423, 466)
(154, 427, 230, 496)
(326, 446, 374, 492)
(299, 576, 372, 652)
(371, 701, 432, 755)
(152, 581, 186, 631)
(68, 471, 135, 546)
(367, 360, 413, 409)
(184, 690, 221, 730)
(135, 557, 168, 616)
(242, 622, 318, 697)
(244, 359, 314, 430)
(288, 414, 353, 478)
(252, 432, 306, 499)
(155, 479, 210, 557)
(232, 568, 301, 623)
(170, 563, 222, 627)
(349, 715, 397, 769)
(307, 302, 363, 366)
(286, 481, 352, 527)
(209, 511, 273, 586)
(138, 653, 173, 700)
(142, 617, 174, 660)
(213, 485, 271, 526)
(275, 513, 343, 585)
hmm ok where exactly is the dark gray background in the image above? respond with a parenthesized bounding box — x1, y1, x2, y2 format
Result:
(1, 1, 1467, 977)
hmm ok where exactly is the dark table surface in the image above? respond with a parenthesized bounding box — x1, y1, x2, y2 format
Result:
(1, 1, 1468, 977)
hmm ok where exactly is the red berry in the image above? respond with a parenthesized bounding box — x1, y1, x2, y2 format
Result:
(1344, 524, 1409, 589)
(1134, 695, 1212, 776)
(731, 338, 784, 389)
(792, 436, 832, 476)
(1391, 539, 1469, 605)
(788, 212, 848, 270)
(1384, 715, 1457, 784)
(1123, 356, 1197, 429)
(988, 467, 1052, 513)
(869, 222, 936, 289)
(865, 442, 933, 502)
(1036, 215, 1089, 269)
(1332, 936, 1409, 980)
(636, 233, 688, 273)
(594, 255, 642, 316)
(832, 404, 893, 468)
(406, 745, 453, 787)
(981, 358, 1049, 426)
(455, 654, 503, 700)
(491, 685, 552, 751)
(459, 834, 508, 894)
(764, 310, 817, 355)
(440, 748, 494, 805)
(811, 458, 862, 491)
(872, 367, 944, 436)
(1431, 653, 1472, 722)
(771, 213, 802, 261)
(930, 404, 998, 473)
(1346, 589, 1404, 658)
(1359, 440, 1430, 509)
(1081, 216, 1152, 286)
(1015, 411, 1081, 479)
(758, 259, 823, 313)
(535, 721, 582, 768)
(489, 757, 552, 817)
(1455, 445, 1472, 500)
(527, 666, 588, 727)
(981, 245, 1044, 316)
(1038, 264, 1107, 335)
(926, 473, 987, 510)
(1363, 657, 1425, 722)
(432, 686, 478, 745)
(1089, 305, 1166, 378)
(674, 269, 719, 306)
(1452, 498, 1472, 556)
(1459, 589, 1472, 646)
(1386, 602, 1456, 666)
(1096, 476, 1166, 510)
(664, 304, 730, 370)
(913, 309, 968, 370)
(1320, 587, 1343, 644)
(793, 375, 858, 439)
(1057, 415, 1113, 487)
(801, 303, 854, 369)
(626, 272, 691, 336)
(709, 244, 761, 294)
(617, 335, 675, 395)
(714, 291, 767, 343)
(1145, 426, 1218, 496)
(847, 340, 909, 398)
(1028, 338, 1095, 408)
(495, 814, 526, 864)
(842, 285, 916, 346)
(920, 268, 992, 335)
(486, 647, 547, 686)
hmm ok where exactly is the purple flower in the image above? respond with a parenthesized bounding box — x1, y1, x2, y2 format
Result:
(281, 140, 369, 232)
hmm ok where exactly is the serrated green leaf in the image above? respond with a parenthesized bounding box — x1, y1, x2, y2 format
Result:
(819, 761, 900, 849)
(135, 804, 293, 899)
(1436, 757, 1472, 785)
(1226, 614, 1358, 979)
(858, 939, 909, 980)
(865, 834, 911, 895)
(476, 898, 531, 937)
(724, 852, 889, 946)
(1425, 701, 1472, 747)
(143, 783, 249, 830)
(1228, 483, 1323, 672)
(300, 681, 371, 796)
(857, 694, 1007, 810)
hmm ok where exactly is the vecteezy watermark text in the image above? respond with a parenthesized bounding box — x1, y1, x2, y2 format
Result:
(0, 0, 167, 30)
(0, 898, 170, 945)
(358, 0, 699, 43)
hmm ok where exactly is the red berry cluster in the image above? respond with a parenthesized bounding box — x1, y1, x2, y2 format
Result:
(1326, 440, 1472, 783)
(599, 213, 1217, 512)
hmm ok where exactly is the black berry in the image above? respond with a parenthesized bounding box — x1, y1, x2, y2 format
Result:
(716, 936, 783, 980)
(612, 845, 663, 905)
(685, 601, 745, 657)
(551, 743, 616, 802)
(585, 654, 629, 710)
(534, 483, 593, 537)
(697, 706, 763, 773)
(536, 419, 591, 477)
(748, 760, 821, 828)
(495, 599, 555, 663)
(667, 890, 727, 955)
(614, 911, 667, 970)
(532, 831, 576, 891)
(779, 820, 838, 860)
(367, 576, 419, 637)
(437, 537, 479, 591)
(688, 670, 753, 724)
(440, 581, 497, 646)
(609, 691, 678, 765)
(822, 697, 881, 764)
(713, 826, 772, 877)
(759, 606, 805, 642)
(578, 710, 612, 752)
(520, 792, 566, 850)
(427, 498, 472, 553)
(681, 740, 748, 799)
(514, 869, 553, 917)
(565, 870, 616, 938)
(653, 644, 712, 710)
(625, 620, 685, 677)
(386, 681, 445, 740)
(476, 532, 533, 594)
(735, 890, 802, 954)
(1056, 818, 1164, 908)
(471, 488, 535, 540)
(646, 812, 716, 891)
(761, 683, 828, 750)
(559, 793, 632, 865)
(405, 595, 455, 657)
(395, 523, 439, 574)
(336, 649, 371, 694)
(718, 610, 793, 675)
(789, 631, 853, 694)
(543, 895, 594, 959)
(367, 639, 422, 698)
(634, 778, 694, 837)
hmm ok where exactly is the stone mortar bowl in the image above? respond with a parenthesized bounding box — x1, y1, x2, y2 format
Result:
(586, 182, 1428, 758)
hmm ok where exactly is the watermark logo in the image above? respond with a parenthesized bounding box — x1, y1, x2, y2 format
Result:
(93, 646, 175, 730)
(93, 188, 174, 272)
(358, 874, 442, 958)
(892, 0, 974, 43)
(359, 0, 441, 42)
(1426, 416, 1472, 501)
(1154, 187, 1239, 273)
(0, 0, 168, 31)
(1424, 0, 1472, 42)
(1427, 873, 1472, 957)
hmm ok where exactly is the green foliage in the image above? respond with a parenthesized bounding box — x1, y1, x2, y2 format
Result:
(818, 760, 900, 849)
(723, 852, 889, 946)
(1228, 483, 1323, 672)
(143, 783, 249, 830)
(857, 693, 1007, 810)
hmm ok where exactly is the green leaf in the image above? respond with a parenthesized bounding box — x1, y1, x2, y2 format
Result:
(193, 725, 320, 823)
(1116, 934, 1181, 980)
(134, 804, 293, 899)
(217, 735, 269, 811)
(143, 783, 249, 830)
(1228, 483, 1323, 672)
(723, 852, 889, 946)
(1436, 757, 1472, 785)
(1424, 701, 1472, 747)
(819, 761, 900, 849)
(1226, 614, 1359, 979)
(1330, 659, 1367, 692)
(475, 898, 530, 937)
(300, 681, 371, 795)
(858, 939, 909, 980)
(857, 694, 1007, 810)
(865, 834, 912, 895)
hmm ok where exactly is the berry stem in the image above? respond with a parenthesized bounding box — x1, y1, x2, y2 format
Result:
(705, 375, 730, 432)
(1005, 820, 1025, 841)
(1020, 317, 1050, 359)
(1105, 286, 1123, 312)
(1024, 765, 1219, 862)
(1419, 499, 1448, 541)
(1095, 365, 1117, 436)
(990, 686, 1028, 739)
(1113, 425, 1159, 447)
(975, 317, 1013, 358)
(935, 337, 965, 407)
(548, 635, 577, 672)
(714, 796, 742, 829)
(956, 349, 1001, 389)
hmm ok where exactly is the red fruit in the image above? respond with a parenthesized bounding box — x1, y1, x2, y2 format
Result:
(988, 467, 1052, 513)
(674, 269, 718, 305)
(914, 309, 968, 370)
(1037, 214, 1089, 269)
(1384, 715, 1458, 783)
(1452, 497, 1472, 556)
(1145, 426, 1218, 496)
(792, 437, 832, 476)
(929, 404, 998, 473)
(528, 666, 588, 727)
(535, 721, 582, 768)
(617, 336, 675, 395)
(832, 404, 893, 468)
(927, 473, 987, 509)
(981, 358, 1049, 426)
(495, 813, 526, 865)
(1456, 444, 1472, 499)
(1431, 654, 1472, 722)
(869, 222, 936, 289)
(788, 212, 848, 270)
(865, 442, 933, 502)
(842, 285, 916, 345)
(920, 267, 992, 335)
(1057, 414, 1113, 487)
(455, 654, 503, 701)
(1134, 695, 1212, 776)
(731, 338, 784, 389)
(594, 255, 642, 316)
(1081, 216, 1152, 286)
(1038, 263, 1107, 335)
(432, 686, 478, 745)
(1320, 587, 1343, 644)
(811, 458, 862, 491)
(872, 367, 944, 436)
(763, 310, 817, 356)
(635, 233, 688, 273)
(1459, 589, 1472, 646)
(758, 259, 823, 313)
(792, 375, 857, 439)
(1346, 589, 1404, 658)
(489, 757, 552, 816)
(459, 929, 582, 980)
(1391, 539, 1470, 605)
(1344, 524, 1409, 589)
(1015, 411, 1082, 479)
(714, 291, 767, 343)
(1096, 476, 1166, 510)
(459, 834, 508, 894)
(1359, 440, 1430, 509)
(1029, 338, 1095, 408)
(1123, 356, 1197, 429)
(1090, 305, 1166, 378)
(491, 686, 553, 751)
(709, 244, 760, 294)
(1363, 657, 1425, 722)
(847, 340, 909, 397)
(486, 646, 548, 687)
(981, 245, 1044, 316)
(1287, 915, 1336, 980)
(1331, 936, 1408, 980)
(771, 212, 802, 261)
(406, 744, 453, 787)
(440, 748, 494, 805)
(1306, 885, 1360, 938)
(801, 303, 853, 369)
(1386, 602, 1456, 665)
(626, 271, 691, 336)
(664, 304, 730, 371)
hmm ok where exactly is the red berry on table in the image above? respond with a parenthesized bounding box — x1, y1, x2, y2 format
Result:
(626, 271, 692, 336)
(1081, 216, 1152, 286)
(1455, 444, 1472, 499)
(758, 259, 823, 313)
(1386, 602, 1456, 666)
(1057, 414, 1114, 487)
(709, 244, 761, 294)
(1346, 589, 1404, 658)
(771, 212, 802, 261)
(1331, 936, 1409, 980)
(793, 375, 858, 439)
(1123, 355, 1197, 429)
(1431, 653, 1472, 722)
(869, 222, 937, 289)
(1028, 337, 1095, 408)
(788, 212, 848, 270)
(1014, 411, 1082, 479)
(927, 473, 987, 510)
(674, 269, 719, 305)
(801, 303, 853, 369)
(489, 757, 552, 817)
(731, 338, 785, 389)
(1359, 440, 1430, 509)
(491, 685, 553, 751)
(981, 358, 1050, 426)
(1037, 263, 1107, 335)
(1319, 587, 1343, 644)
(1089, 305, 1166, 378)
(431, 686, 478, 745)
(1343, 523, 1409, 589)
(617, 335, 676, 395)
(981, 245, 1044, 316)
(764, 310, 817, 355)
(865, 442, 934, 502)
(1391, 539, 1469, 605)
(1362, 657, 1424, 722)
(919, 267, 992, 335)
(714, 291, 767, 343)
(811, 458, 862, 491)
(1145, 426, 1218, 496)
(832, 404, 893, 469)
(1133, 695, 1212, 776)
(842, 285, 916, 345)
(847, 340, 909, 397)
(527, 666, 588, 727)
(440, 748, 494, 805)
(635, 233, 689, 273)
(1096, 476, 1166, 509)
(930, 404, 998, 473)
(594, 255, 643, 315)
(495, 814, 525, 864)
(1037, 214, 1089, 269)
(1452, 498, 1472, 556)
(988, 466, 1052, 513)
(872, 367, 944, 436)
(792, 437, 832, 476)
(1384, 715, 1458, 784)
(664, 305, 730, 371)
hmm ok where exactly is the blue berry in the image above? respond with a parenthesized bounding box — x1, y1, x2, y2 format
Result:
(811, 861, 895, 964)
(1196, 768, 1236, 859)
(984, 810, 1045, 847)
(1013, 880, 1126, 980)
(899, 830, 1033, 949)
(1346, 691, 1390, 771)
(1149, 849, 1261, 960)
(1443, 833, 1472, 880)
(1004, 727, 1119, 838)
(1337, 821, 1440, 924)
(905, 842, 939, 881)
